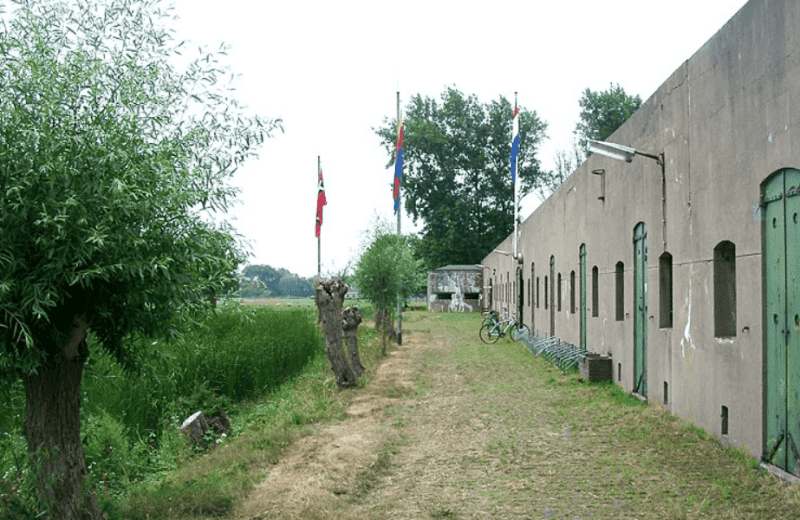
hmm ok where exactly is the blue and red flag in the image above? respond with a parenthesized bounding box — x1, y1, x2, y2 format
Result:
(315, 165, 326, 238)
(510, 102, 520, 183)
(394, 115, 404, 212)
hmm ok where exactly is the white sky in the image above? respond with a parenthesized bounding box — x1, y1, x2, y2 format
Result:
(169, 0, 748, 279)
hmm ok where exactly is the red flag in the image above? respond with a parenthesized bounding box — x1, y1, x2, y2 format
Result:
(316, 166, 327, 238)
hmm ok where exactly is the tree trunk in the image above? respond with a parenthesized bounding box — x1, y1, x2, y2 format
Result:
(384, 311, 396, 341)
(342, 306, 365, 377)
(374, 307, 382, 332)
(315, 278, 358, 388)
(23, 312, 102, 520)
(377, 305, 396, 356)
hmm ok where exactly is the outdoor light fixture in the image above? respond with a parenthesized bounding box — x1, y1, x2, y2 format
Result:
(588, 140, 664, 168)
(588, 140, 667, 249)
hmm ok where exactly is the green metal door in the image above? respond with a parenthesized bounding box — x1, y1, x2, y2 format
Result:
(550, 256, 555, 337)
(517, 268, 524, 326)
(764, 168, 800, 474)
(580, 244, 587, 350)
(634, 222, 648, 396)
(531, 263, 535, 331)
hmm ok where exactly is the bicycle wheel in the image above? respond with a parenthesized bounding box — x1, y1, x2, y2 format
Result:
(479, 323, 501, 344)
(511, 323, 530, 342)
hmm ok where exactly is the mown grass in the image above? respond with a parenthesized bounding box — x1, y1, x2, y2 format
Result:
(0, 298, 384, 519)
(398, 311, 800, 519)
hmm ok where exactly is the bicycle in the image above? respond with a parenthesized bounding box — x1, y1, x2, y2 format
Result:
(481, 309, 500, 327)
(479, 313, 529, 344)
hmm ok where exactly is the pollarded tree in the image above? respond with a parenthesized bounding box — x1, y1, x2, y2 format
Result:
(0, 1, 280, 518)
(374, 87, 547, 270)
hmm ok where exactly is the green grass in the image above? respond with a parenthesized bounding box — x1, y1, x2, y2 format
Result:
(7, 308, 800, 519)
(110, 307, 389, 519)
(397, 311, 800, 519)
(0, 300, 391, 520)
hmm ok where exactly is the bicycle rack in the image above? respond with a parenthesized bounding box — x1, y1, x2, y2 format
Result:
(519, 330, 588, 373)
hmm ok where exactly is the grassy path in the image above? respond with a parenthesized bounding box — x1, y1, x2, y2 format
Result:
(234, 311, 800, 520)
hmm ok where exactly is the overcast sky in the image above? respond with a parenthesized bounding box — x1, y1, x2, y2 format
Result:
(169, 0, 748, 279)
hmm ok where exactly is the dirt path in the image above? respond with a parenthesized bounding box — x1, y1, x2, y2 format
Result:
(235, 326, 428, 520)
(234, 313, 800, 520)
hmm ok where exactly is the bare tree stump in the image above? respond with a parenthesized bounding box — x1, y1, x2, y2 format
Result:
(180, 411, 209, 446)
(342, 306, 365, 376)
(207, 412, 232, 435)
(315, 278, 358, 389)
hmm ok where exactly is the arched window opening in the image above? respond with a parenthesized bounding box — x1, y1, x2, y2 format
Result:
(557, 273, 562, 312)
(615, 262, 625, 321)
(659, 252, 673, 329)
(570, 270, 576, 314)
(714, 241, 736, 338)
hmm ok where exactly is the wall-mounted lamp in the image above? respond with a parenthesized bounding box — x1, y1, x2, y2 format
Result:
(592, 168, 605, 201)
(588, 140, 664, 169)
(588, 140, 667, 249)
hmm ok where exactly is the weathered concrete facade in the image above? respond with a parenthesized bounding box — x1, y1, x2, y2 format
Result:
(482, 0, 800, 469)
(427, 265, 482, 312)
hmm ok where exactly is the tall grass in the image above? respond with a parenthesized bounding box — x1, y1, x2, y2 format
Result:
(82, 301, 322, 438)
(0, 301, 325, 518)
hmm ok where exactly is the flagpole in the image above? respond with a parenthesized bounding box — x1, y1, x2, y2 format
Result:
(513, 92, 519, 263)
(318, 155, 321, 278)
(512, 92, 520, 324)
(396, 91, 403, 346)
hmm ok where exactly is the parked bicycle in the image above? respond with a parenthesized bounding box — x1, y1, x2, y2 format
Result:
(481, 309, 500, 327)
(479, 313, 529, 344)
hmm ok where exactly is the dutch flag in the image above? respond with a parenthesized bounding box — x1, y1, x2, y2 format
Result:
(394, 115, 404, 212)
(510, 103, 520, 184)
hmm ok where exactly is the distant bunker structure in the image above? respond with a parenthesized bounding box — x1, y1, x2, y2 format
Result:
(427, 265, 482, 312)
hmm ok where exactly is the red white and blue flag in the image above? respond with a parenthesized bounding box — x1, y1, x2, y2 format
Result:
(315, 165, 327, 238)
(394, 115, 404, 212)
(510, 102, 520, 183)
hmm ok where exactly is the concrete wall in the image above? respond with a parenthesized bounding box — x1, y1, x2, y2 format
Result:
(427, 267, 482, 312)
(482, 0, 800, 459)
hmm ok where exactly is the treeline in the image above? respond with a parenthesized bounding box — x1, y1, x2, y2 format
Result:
(238, 264, 315, 298)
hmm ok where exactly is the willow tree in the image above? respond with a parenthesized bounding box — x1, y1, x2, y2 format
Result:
(0, 1, 279, 518)
(354, 232, 424, 353)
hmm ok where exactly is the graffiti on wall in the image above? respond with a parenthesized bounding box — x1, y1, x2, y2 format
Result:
(427, 268, 482, 312)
